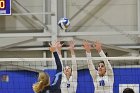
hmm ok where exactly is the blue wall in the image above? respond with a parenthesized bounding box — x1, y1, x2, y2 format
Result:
(0, 71, 37, 93)
(0, 68, 140, 93)
(113, 68, 140, 93)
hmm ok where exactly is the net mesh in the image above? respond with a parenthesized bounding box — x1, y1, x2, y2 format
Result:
(0, 57, 140, 93)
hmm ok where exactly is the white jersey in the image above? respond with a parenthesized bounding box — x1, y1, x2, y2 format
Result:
(94, 73, 113, 93)
(86, 50, 114, 93)
(60, 55, 77, 93)
(61, 73, 77, 93)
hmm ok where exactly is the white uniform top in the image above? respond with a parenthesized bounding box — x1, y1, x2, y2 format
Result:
(86, 50, 114, 93)
(60, 55, 77, 93)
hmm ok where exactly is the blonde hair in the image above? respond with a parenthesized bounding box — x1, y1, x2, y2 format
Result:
(38, 72, 50, 86)
(33, 72, 50, 93)
(33, 81, 44, 93)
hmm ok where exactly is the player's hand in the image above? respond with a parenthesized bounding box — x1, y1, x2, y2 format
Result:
(68, 40, 75, 55)
(68, 40, 75, 50)
(94, 41, 102, 53)
(49, 42, 56, 52)
(55, 41, 64, 53)
(83, 40, 92, 53)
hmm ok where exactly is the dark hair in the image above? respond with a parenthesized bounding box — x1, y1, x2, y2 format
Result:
(105, 52, 108, 57)
(96, 61, 105, 70)
(98, 52, 110, 65)
(63, 66, 72, 71)
(99, 61, 105, 65)
(123, 88, 134, 93)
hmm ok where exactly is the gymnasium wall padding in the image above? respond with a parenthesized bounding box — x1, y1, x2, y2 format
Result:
(0, 68, 140, 93)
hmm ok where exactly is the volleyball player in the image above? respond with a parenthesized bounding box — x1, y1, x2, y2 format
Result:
(56, 41, 77, 93)
(83, 40, 114, 93)
(32, 42, 62, 93)
(55, 41, 77, 93)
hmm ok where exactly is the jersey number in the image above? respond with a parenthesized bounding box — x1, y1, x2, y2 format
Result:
(99, 80, 105, 86)
(67, 83, 70, 88)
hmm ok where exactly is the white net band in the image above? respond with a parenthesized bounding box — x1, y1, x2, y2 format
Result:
(0, 57, 139, 61)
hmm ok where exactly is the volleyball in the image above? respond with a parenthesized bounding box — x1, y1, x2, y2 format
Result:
(58, 17, 70, 30)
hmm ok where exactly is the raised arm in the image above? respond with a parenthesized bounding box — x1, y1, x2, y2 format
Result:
(83, 40, 97, 80)
(68, 40, 77, 82)
(55, 41, 64, 68)
(49, 42, 62, 72)
(49, 42, 62, 90)
(94, 41, 114, 79)
(53, 52, 62, 72)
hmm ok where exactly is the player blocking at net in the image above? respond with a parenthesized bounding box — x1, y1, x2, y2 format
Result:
(83, 40, 114, 93)
(55, 41, 78, 93)
(32, 41, 63, 93)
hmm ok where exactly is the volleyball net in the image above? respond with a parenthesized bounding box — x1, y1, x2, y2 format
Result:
(0, 57, 140, 93)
